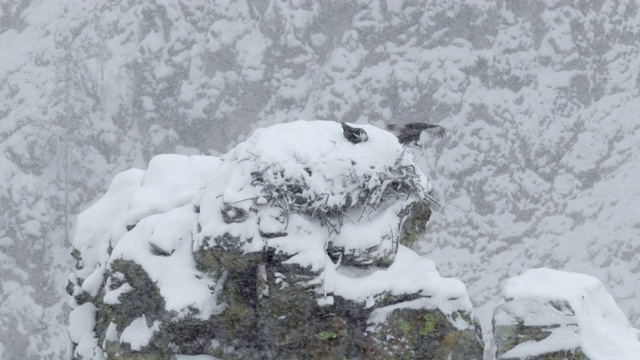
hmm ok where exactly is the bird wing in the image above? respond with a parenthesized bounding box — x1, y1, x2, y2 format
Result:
(397, 128, 422, 145)
(423, 125, 446, 137)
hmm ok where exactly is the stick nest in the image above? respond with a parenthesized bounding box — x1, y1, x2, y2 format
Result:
(249, 160, 435, 235)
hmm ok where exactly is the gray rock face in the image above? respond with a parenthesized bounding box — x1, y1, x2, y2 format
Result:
(492, 268, 640, 360)
(69, 121, 482, 359)
(493, 298, 589, 360)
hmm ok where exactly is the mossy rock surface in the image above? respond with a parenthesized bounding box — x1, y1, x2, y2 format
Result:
(398, 201, 432, 248)
(365, 307, 482, 360)
(77, 232, 482, 360)
(493, 298, 590, 360)
(494, 322, 590, 360)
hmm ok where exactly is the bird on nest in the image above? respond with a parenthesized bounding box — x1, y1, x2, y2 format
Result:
(341, 122, 369, 144)
(387, 122, 446, 146)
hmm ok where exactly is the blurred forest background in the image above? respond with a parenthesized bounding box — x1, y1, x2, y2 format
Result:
(1, 0, 640, 358)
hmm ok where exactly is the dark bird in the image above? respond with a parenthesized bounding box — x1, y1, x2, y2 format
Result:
(341, 122, 369, 144)
(387, 122, 446, 146)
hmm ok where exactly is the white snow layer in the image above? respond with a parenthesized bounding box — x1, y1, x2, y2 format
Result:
(70, 154, 222, 358)
(68, 303, 98, 358)
(69, 120, 471, 357)
(119, 315, 161, 351)
(496, 268, 640, 359)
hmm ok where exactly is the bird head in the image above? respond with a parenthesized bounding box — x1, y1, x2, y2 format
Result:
(354, 128, 368, 142)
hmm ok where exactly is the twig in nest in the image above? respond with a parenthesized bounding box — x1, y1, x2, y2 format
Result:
(342, 211, 356, 225)
(225, 196, 258, 205)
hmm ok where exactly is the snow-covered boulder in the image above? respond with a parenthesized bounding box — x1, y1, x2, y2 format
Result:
(493, 268, 640, 359)
(68, 120, 482, 359)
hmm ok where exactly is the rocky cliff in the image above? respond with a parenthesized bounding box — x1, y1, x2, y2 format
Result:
(68, 121, 482, 359)
(493, 268, 640, 360)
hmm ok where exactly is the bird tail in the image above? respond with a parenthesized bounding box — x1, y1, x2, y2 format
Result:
(424, 193, 441, 211)
(424, 126, 446, 137)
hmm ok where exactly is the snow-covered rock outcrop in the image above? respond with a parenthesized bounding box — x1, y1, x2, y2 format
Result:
(68, 120, 482, 359)
(493, 268, 640, 359)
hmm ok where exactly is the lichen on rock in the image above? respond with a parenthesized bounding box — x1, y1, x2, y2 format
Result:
(69, 120, 482, 359)
(365, 299, 482, 360)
